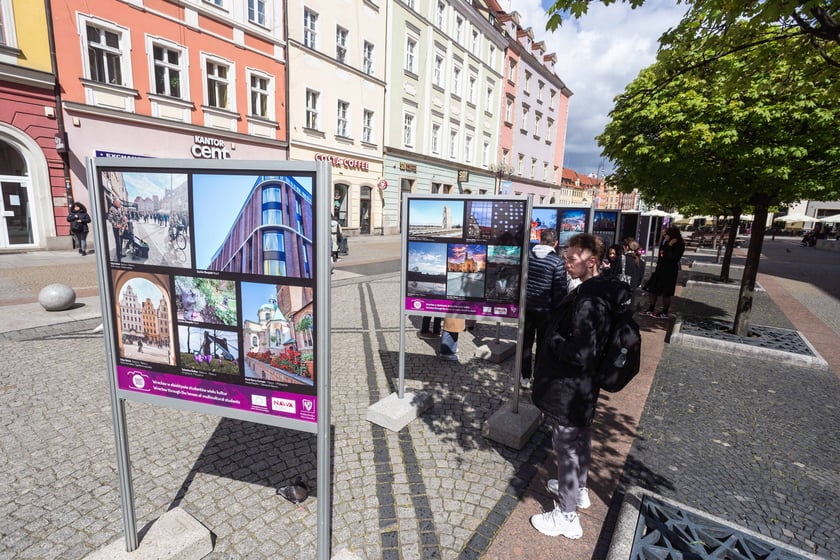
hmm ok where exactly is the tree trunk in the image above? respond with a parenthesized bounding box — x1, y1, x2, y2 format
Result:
(720, 207, 742, 282)
(733, 199, 769, 336)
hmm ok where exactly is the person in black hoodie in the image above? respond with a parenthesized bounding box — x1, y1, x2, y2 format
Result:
(520, 228, 567, 389)
(530, 233, 631, 540)
(66, 202, 92, 255)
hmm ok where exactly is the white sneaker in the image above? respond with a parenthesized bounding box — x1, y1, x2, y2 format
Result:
(545, 480, 591, 509)
(530, 507, 583, 539)
(520, 377, 532, 389)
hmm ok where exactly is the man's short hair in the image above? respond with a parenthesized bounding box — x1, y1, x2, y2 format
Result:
(539, 228, 558, 246)
(567, 233, 604, 261)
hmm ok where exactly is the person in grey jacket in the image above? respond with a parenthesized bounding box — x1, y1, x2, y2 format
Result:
(520, 228, 567, 389)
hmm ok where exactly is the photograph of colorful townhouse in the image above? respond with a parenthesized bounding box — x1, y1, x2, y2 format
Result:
(111, 270, 176, 366)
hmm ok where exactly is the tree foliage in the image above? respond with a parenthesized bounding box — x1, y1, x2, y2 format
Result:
(546, 0, 840, 67)
(597, 20, 840, 334)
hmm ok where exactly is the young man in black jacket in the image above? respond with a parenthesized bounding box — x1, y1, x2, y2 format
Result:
(520, 228, 568, 389)
(530, 233, 631, 539)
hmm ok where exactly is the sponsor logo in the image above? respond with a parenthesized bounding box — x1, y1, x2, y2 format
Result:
(302, 399, 314, 412)
(271, 397, 296, 414)
(129, 371, 150, 391)
(412, 300, 423, 310)
(482, 306, 493, 314)
(251, 394, 267, 408)
(493, 307, 508, 316)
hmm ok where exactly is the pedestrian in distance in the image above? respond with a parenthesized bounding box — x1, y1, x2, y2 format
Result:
(331, 213, 343, 263)
(521, 228, 567, 389)
(601, 244, 624, 278)
(530, 233, 632, 540)
(623, 238, 646, 311)
(641, 226, 685, 318)
(66, 202, 92, 255)
(418, 316, 442, 338)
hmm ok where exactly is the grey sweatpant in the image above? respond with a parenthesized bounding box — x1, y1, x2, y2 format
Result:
(551, 423, 592, 513)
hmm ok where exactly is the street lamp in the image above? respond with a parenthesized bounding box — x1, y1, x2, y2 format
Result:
(488, 162, 514, 195)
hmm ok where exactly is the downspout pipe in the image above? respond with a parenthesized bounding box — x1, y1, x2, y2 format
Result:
(44, 0, 73, 208)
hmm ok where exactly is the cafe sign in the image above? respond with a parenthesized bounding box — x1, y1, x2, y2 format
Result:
(315, 153, 369, 171)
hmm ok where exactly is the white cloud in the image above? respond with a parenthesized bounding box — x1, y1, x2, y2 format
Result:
(509, 0, 688, 175)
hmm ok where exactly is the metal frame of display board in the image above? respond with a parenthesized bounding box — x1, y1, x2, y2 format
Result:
(87, 158, 332, 559)
(397, 194, 532, 412)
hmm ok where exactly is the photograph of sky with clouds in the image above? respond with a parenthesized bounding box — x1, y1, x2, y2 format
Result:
(509, 0, 688, 176)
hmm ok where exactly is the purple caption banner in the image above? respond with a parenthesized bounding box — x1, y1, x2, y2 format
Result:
(405, 297, 519, 319)
(117, 365, 317, 424)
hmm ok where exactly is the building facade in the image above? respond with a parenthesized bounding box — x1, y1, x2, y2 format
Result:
(51, 0, 288, 209)
(287, 0, 387, 235)
(383, 0, 507, 232)
(0, 0, 67, 250)
(494, 10, 571, 205)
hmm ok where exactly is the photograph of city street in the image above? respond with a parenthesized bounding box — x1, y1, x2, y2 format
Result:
(446, 243, 486, 299)
(466, 199, 527, 246)
(177, 325, 240, 376)
(100, 170, 191, 268)
(558, 208, 589, 245)
(192, 173, 314, 278)
(174, 275, 237, 326)
(406, 241, 447, 297)
(112, 270, 176, 366)
(408, 198, 464, 240)
(530, 207, 558, 243)
(240, 281, 315, 388)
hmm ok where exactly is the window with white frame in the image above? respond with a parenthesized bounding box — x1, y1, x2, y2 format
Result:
(406, 0, 415, 10)
(363, 109, 374, 143)
(505, 98, 513, 123)
(524, 70, 531, 93)
(543, 162, 549, 181)
(405, 37, 416, 73)
(403, 112, 415, 147)
(85, 22, 126, 85)
(486, 86, 493, 112)
(464, 134, 472, 162)
(521, 105, 529, 133)
(502, 148, 510, 165)
(249, 71, 273, 118)
(452, 65, 461, 96)
(471, 29, 479, 54)
(489, 45, 495, 65)
(433, 54, 443, 86)
(431, 123, 441, 154)
(482, 140, 489, 166)
(517, 154, 524, 175)
(436, 2, 446, 28)
(508, 58, 516, 81)
(151, 41, 184, 98)
(467, 75, 476, 104)
(449, 129, 457, 159)
(336, 100, 349, 137)
(530, 158, 536, 178)
(363, 41, 374, 75)
(538, 81, 544, 102)
(534, 113, 542, 138)
(455, 16, 463, 42)
(547, 118, 555, 140)
(550, 89, 556, 108)
(305, 88, 319, 129)
(303, 8, 318, 49)
(205, 57, 231, 109)
(204, 0, 224, 6)
(335, 26, 348, 63)
(0, 0, 18, 48)
(248, 0, 267, 26)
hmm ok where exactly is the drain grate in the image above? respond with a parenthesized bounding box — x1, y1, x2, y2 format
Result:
(631, 496, 809, 559)
(678, 318, 815, 356)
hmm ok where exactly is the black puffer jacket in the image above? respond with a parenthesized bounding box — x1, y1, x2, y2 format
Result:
(525, 244, 567, 314)
(532, 274, 631, 426)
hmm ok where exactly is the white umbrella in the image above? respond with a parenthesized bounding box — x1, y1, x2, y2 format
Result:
(777, 213, 817, 223)
(816, 213, 840, 223)
(642, 209, 670, 217)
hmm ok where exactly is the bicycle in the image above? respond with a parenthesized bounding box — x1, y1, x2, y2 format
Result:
(168, 223, 187, 250)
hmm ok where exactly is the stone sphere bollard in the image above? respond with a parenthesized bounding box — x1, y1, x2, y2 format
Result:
(38, 283, 77, 311)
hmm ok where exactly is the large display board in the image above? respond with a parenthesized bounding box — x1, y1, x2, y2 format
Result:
(89, 159, 325, 433)
(404, 195, 529, 320)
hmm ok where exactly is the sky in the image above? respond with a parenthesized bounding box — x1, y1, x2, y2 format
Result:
(507, 0, 689, 176)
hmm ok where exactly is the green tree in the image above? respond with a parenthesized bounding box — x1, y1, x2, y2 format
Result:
(545, 0, 840, 67)
(598, 21, 840, 335)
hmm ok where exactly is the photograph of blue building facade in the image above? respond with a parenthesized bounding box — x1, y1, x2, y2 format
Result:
(207, 176, 313, 278)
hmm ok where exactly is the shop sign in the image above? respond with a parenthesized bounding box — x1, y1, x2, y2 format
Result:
(314, 153, 369, 171)
(457, 170, 470, 182)
(191, 136, 231, 159)
(399, 162, 417, 173)
(377, 179, 388, 190)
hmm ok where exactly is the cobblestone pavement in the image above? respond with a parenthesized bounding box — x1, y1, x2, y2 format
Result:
(622, 279, 840, 559)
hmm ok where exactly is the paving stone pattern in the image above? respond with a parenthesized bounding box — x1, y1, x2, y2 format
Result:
(679, 319, 816, 356)
(0, 274, 548, 559)
(623, 285, 840, 559)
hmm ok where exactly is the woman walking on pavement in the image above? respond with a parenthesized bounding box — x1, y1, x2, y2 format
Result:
(67, 202, 92, 255)
(641, 226, 685, 318)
